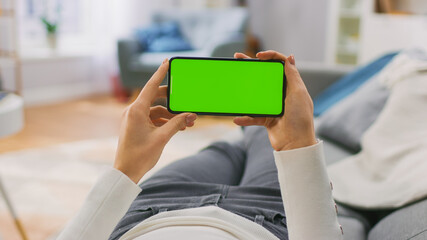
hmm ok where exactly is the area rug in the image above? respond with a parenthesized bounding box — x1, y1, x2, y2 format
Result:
(0, 124, 241, 240)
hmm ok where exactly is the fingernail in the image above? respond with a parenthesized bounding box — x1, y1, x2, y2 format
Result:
(186, 113, 197, 124)
(290, 54, 295, 65)
(163, 58, 168, 64)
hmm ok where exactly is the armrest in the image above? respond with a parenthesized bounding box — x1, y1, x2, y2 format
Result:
(206, 34, 247, 58)
(117, 39, 145, 89)
(117, 39, 142, 72)
(297, 62, 354, 98)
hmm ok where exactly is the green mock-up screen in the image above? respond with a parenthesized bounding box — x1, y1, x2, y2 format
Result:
(168, 57, 285, 116)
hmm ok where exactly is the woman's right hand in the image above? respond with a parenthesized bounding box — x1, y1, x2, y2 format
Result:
(233, 50, 316, 151)
(114, 59, 197, 184)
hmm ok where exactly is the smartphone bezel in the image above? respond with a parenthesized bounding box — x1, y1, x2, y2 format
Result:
(167, 56, 286, 117)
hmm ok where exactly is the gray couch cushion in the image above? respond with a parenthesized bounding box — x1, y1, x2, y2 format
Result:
(368, 199, 427, 240)
(314, 118, 354, 165)
(322, 139, 354, 166)
(338, 217, 367, 240)
(316, 76, 389, 152)
(337, 204, 370, 240)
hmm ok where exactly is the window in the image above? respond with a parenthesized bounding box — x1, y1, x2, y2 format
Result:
(19, 0, 94, 48)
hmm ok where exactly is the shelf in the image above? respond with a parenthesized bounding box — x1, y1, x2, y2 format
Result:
(0, 9, 14, 17)
(337, 50, 358, 56)
(339, 9, 361, 18)
(19, 46, 96, 63)
(0, 50, 16, 58)
(328, 0, 362, 66)
(370, 12, 427, 20)
(340, 0, 360, 10)
(337, 39, 359, 53)
(0, 1, 22, 95)
(336, 53, 358, 65)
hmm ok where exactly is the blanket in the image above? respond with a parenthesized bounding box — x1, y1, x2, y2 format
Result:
(328, 50, 427, 209)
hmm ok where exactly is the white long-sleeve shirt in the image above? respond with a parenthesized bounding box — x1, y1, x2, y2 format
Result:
(57, 142, 343, 240)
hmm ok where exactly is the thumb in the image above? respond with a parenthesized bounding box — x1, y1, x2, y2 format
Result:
(162, 113, 197, 139)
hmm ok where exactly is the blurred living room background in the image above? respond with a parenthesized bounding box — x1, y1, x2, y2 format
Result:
(0, 0, 426, 239)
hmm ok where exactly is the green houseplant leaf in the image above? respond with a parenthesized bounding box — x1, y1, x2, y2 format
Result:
(41, 17, 57, 34)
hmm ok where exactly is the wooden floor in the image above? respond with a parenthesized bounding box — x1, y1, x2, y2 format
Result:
(0, 95, 236, 153)
(0, 94, 237, 240)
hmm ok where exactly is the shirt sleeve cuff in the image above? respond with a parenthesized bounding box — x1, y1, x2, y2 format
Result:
(274, 141, 343, 240)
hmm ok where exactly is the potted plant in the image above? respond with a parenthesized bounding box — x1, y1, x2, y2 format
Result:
(41, 17, 58, 50)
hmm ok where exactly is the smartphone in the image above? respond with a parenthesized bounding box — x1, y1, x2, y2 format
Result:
(167, 57, 286, 117)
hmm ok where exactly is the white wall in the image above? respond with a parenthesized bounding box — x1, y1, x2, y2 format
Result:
(0, 0, 155, 105)
(247, 0, 329, 62)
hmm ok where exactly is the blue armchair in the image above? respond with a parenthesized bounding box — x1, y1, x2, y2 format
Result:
(117, 7, 248, 90)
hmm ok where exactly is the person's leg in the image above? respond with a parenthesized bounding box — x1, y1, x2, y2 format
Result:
(110, 140, 247, 240)
(208, 126, 289, 239)
(142, 140, 246, 186)
(238, 126, 280, 187)
(143, 126, 275, 188)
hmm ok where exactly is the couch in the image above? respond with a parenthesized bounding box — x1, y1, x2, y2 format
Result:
(117, 7, 248, 90)
(300, 62, 427, 240)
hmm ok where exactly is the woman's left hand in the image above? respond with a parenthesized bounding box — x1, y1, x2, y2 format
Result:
(233, 51, 316, 151)
(114, 59, 197, 184)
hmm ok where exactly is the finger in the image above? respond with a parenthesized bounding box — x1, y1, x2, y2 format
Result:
(288, 54, 296, 65)
(152, 118, 168, 127)
(283, 55, 306, 90)
(234, 52, 251, 59)
(161, 113, 198, 140)
(186, 121, 195, 127)
(256, 50, 287, 61)
(152, 117, 194, 129)
(152, 118, 187, 129)
(135, 59, 169, 106)
(254, 50, 305, 93)
(233, 116, 266, 126)
(156, 85, 168, 99)
(256, 51, 305, 94)
(150, 105, 176, 120)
